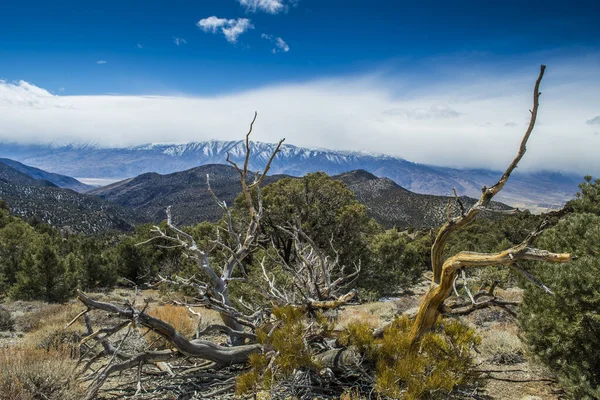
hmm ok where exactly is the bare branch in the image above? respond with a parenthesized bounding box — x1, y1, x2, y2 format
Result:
(430, 65, 546, 283)
(509, 258, 554, 295)
(77, 291, 261, 364)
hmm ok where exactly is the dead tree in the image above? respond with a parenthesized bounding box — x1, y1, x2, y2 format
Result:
(257, 223, 360, 309)
(72, 65, 574, 398)
(74, 113, 360, 398)
(138, 112, 283, 345)
(409, 65, 572, 346)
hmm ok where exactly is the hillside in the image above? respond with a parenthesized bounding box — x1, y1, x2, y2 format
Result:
(0, 163, 144, 234)
(88, 164, 285, 226)
(0, 161, 56, 188)
(88, 164, 511, 229)
(0, 158, 92, 192)
(335, 170, 511, 228)
(0, 140, 581, 210)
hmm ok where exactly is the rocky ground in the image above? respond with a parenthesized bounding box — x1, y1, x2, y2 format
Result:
(0, 283, 563, 399)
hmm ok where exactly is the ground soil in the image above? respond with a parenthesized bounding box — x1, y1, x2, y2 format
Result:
(0, 283, 564, 399)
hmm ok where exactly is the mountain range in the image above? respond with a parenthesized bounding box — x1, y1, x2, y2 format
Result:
(335, 170, 510, 229)
(89, 164, 511, 229)
(87, 164, 285, 226)
(0, 157, 510, 232)
(0, 140, 582, 210)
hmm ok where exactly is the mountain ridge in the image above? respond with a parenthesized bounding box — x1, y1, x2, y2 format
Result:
(0, 140, 582, 210)
(0, 158, 93, 192)
(0, 162, 145, 233)
(88, 164, 512, 229)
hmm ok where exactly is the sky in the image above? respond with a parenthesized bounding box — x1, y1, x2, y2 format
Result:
(0, 0, 599, 174)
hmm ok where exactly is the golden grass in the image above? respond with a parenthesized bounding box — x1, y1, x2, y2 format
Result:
(0, 345, 83, 400)
(336, 302, 395, 330)
(18, 302, 85, 357)
(144, 304, 199, 349)
(149, 304, 197, 336)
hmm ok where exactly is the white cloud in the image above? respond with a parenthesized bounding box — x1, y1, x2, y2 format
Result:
(173, 37, 187, 46)
(383, 104, 460, 119)
(0, 80, 71, 109)
(586, 116, 600, 125)
(197, 16, 229, 33)
(1, 59, 599, 175)
(137, 44, 143, 49)
(275, 37, 289, 52)
(238, 0, 286, 14)
(222, 19, 253, 43)
(96, 60, 107, 64)
(197, 17, 253, 43)
(262, 34, 290, 53)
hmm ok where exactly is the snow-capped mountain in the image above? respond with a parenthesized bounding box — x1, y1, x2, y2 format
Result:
(0, 140, 584, 210)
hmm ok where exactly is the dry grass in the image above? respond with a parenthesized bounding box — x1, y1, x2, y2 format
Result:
(339, 388, 365, 399)
(144, 304, 199, 349)
(0, 305, 14, 331)
(336, 302, 396, 330)
(16, 301, 83, 333)
(18, 302, 85, 357)
(0, 346, 83, 400)
(480, 327, 524, 365)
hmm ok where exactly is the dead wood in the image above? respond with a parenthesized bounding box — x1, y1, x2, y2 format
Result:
(408, 65, 573, 347)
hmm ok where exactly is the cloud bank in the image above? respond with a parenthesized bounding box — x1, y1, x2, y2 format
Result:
(586, 116, 600, 125)
(0, 61, 599, 175)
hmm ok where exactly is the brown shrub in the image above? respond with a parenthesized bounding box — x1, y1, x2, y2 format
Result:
(144, 304, 197, 349)
(0, 305, 14, 331)
(19, 302, 85, 357)
(0, 346, 82, 400)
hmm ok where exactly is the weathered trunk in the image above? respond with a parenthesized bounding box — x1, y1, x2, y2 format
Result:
(409, 246, 571, 346)
(77, 291, 261, 364)
(409, 65, 553, 346)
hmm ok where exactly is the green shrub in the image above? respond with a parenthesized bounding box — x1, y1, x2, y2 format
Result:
(236, 305, 328, 395)
(365, 228, 428, 297)
(341, 316, 480, 400)
(567, 175, 600, 216)
(519, 213, 600, 399)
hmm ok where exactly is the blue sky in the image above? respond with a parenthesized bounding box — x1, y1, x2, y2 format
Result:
(0, 0, 599, 174)
(2, 0, 599, 95)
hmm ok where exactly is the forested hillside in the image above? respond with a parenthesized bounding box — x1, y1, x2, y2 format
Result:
(87, 164, 512, 229)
